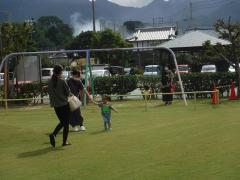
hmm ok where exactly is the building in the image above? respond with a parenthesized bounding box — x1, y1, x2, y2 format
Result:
(127, 26, 177, 48)
(158, 29, 231, 51)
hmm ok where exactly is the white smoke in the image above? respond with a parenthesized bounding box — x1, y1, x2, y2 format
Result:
(70, 12, 100, 37)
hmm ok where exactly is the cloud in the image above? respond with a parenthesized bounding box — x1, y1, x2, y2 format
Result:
(70, 12, 100, 36)
(108, 0, 155, 8)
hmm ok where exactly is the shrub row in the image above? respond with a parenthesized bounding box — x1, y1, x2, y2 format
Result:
(1, 72, 236, 101)
(93, 75, 138, 96)
(175, 72, 236, 97)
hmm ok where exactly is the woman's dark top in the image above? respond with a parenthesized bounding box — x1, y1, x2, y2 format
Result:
(67, 78, 84, 97)
(48, 78, 70, 107)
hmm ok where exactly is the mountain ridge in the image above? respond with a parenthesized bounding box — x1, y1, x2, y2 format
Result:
(0, 0, 239, 28)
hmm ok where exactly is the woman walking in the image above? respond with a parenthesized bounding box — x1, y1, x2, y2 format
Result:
(48, 64, 71, 147)
(67, 70, 93, 131)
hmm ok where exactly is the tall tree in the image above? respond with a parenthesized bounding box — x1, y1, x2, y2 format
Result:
(97, 29, 132, 65)
(35, 16, 73, 50)
(0, 22, 35, 63)
(213, 18, 240, 96)
(66, 29, 132, 65)
(66, 31, 98, 50)
(202, 18, 240, 95)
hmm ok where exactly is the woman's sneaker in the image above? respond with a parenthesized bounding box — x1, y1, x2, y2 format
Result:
(80, 126, 86, 131)
(73, 126, 79, 132)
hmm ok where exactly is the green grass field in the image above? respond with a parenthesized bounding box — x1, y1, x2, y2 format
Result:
(0, 100, 240, 180)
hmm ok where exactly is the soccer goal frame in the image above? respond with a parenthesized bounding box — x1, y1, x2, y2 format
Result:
(0, 47, 187, 108)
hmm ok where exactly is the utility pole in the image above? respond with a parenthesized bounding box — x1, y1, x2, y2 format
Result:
(91, 0, 96, 32)
(189, 0, 193, 29)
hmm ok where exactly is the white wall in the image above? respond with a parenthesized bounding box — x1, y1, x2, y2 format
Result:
(16, 56, 40, 82)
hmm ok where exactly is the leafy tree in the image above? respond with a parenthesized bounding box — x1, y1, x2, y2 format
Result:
(98, 29, 128, 48)
(35, 16, 73, 50)
(201, 41, 229, 72)
(66, 31, 98, 50)
(67, 29, 132, 65)
(0, 22, 36, 63)
(97, 29, 132, 65)
(202, 17, 240, 96)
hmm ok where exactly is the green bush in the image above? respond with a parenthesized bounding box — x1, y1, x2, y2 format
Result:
(93, 75, 138, 96)
(13, 82, 48, 104)
(174, 72, 236, 98)
(0, 85, 3, 99)
(137, 75, 161, 91)
(1, 72, 236, 104)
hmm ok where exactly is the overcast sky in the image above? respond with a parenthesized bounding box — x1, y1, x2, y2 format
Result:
(108, 0, 156, 8)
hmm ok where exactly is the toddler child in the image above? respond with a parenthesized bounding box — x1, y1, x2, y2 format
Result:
(95, 95, 118, 131)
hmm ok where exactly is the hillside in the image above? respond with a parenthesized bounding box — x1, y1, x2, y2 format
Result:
(0, 0, 239, 28)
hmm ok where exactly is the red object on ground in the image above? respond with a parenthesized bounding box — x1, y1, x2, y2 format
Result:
(211, 83, 218, 104)
(229, 82, 237, 100)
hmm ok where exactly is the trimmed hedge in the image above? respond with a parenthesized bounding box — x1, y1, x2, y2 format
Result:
(93, 72, 236, 98)
(175, 72, 236, 98)
(93, 75, 138, 96)
(1, 72, 236, 102)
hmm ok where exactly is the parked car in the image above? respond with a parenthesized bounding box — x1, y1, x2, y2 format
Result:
(41, 68, 53, 81)
(143, 65, 161, 76)
(228, 64, 240, 72)
(229, 65, 235, 72)
(0, 72, 15, 86)
(201, 65, 216, 73)
(124, 68, 130, 75)
(104, 66, 124, 76)
(176, 64, 190, 74)
(91, 69, 111, 78)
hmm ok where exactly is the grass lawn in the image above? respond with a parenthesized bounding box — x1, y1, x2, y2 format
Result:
(0, 100, 240, 180)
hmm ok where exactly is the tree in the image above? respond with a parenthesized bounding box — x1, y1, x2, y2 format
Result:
(66, 31, 98, 50)
(97, 29, 132, 65)
(201, 41, 229, 72)
(35, 16, 73, 50)
(0, 22, 36, 63)
(203, 18, 240, 96)
(67, 29, 132, 65)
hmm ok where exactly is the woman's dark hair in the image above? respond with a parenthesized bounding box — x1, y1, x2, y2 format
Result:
(71, 70, 80, 77)
(52, 64, 63, 88)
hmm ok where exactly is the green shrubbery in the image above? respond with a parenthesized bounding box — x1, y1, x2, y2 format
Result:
(93, 75, 138, 96)
(174, 72, 235, 98)
(1, 72, 236, 102)
(7, 82, 48, 104)
(93, 72, 236, 98)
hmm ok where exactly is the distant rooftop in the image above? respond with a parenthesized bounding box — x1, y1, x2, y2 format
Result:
(158, 30, 231, 49)
(128, 26, 176, 42)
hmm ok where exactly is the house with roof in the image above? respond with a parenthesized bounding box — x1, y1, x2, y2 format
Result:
(158, 29, 231, 72)
(127, 26, 177, 48)
(158, 30, 231, 51)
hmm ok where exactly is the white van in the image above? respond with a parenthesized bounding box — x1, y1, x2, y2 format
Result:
(143, 65, 161, 76)
(201, 65, 216, 73)
(41, 68, 54, 81)
(0, 72, 15, 85)
(228, 64, 240, 73)
(176, 64, 190, 74)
